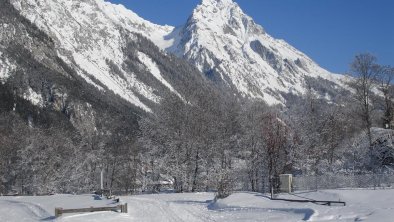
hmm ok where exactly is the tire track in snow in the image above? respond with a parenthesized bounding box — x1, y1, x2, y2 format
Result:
(167, 200, 216, 222)
(126, 197, 184, 222)
(0, 199, 52, 220)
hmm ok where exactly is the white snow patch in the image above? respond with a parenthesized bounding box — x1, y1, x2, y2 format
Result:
(57, 54, 105, 91)
(371, 85, 384, 97)
(262, 92, 281, 106)
(23, 87, 43, 107)
(72, 52, 151, 112)
(123, 70, 160, 103)
(0, 53, 14, 82)
(137, 51, 183, 100)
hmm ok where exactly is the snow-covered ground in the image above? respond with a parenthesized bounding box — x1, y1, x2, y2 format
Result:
(1, 189, 393, 221)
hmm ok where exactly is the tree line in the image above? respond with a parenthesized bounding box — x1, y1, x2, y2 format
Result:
(137, 53, 394, 197)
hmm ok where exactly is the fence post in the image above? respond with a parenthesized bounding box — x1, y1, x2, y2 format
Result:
(55, 208, 63, 218)
(121, 203, 128, 213)
(374, 173, 377, 190)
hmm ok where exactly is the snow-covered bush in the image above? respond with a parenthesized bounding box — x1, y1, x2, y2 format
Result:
(215, 170, 234, 199)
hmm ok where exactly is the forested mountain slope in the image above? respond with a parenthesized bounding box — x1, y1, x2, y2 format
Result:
(0, 0, 217, 194)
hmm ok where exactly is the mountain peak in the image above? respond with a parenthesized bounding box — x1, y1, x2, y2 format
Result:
(200, 0, 235, 6)
(168, 0, 346, 105)
(188, 0, 264, 39)
(197, 0, 239, 14)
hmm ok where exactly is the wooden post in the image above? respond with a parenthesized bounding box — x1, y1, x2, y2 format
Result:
(54, 204, 127, 217)
(271, 185, 274, 199)
(121, 203, 128, 213)
(55, 208, 63, 218)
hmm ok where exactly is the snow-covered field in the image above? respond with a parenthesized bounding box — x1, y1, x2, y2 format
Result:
(1, 189, 393, 222)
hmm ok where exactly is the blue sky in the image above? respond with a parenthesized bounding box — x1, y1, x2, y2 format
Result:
(108, 0, 394, 74)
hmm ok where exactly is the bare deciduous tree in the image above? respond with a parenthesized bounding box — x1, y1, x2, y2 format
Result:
(262, 112, 291, 192)
(350, 53, 381, 145)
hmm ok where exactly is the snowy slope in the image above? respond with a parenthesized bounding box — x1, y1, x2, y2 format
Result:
(9, 0, 179, 112)
(1, 190, 394, 222)
(137, 51, 183, 100)
(166, 0, 348, 105)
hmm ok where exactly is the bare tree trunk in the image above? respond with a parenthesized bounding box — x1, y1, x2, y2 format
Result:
(191, 148, 199, 192)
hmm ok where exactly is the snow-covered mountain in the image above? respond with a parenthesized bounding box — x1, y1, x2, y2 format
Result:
(165, 0, 348, 105)
(1, 0, 221, 147)
(2, 0, 349, 112)
(4, 0, 189, 112)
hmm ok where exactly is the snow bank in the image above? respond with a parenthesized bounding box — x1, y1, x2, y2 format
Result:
(1, 190, 394, 221)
